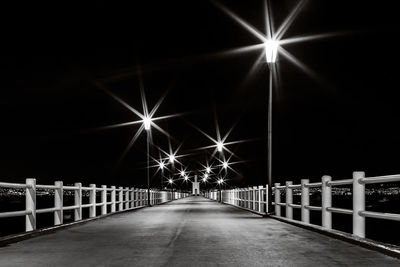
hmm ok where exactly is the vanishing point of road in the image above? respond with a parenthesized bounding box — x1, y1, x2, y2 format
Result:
(0, 196, 398, 266)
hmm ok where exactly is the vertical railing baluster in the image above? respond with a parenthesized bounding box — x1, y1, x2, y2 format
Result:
(89, 184, 96, 218)
(54, 181, 63, 225)
(286, 181, 293, 219)
(274, 183, 281, 216)
(74, 182, 82, 221)
(321, 176, 332, 229)
(258, 186, 263, 213)
(130, 187, 134, 208)
(301, 179, 309, 223)
(119, 187, 123, 211)
(353, 171, 365, 238)
(101, 185, 107, 215)
(25, 178, 36, 231)
(125, 187, 129, 210)
(111, 186, 116, 212)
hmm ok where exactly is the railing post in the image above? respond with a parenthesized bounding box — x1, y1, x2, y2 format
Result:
(74, 182, 82, 221)
(25, 178, 36, 231)
(111, 186, 116, 212)
(136, 188, 140, 206)
(353, 171, 365, 238)
(125, 187, 129, 210)
(252, 186, 257, 211)
(246, 187, 250, 208)
(321, 175, 332, 229)
(130, 187, 134, 208)
(274, 183, 281, 216)
(301, 179, 310, 223)
(286, 181, 293, 219)
(54, 181, 63, 225)
(101, 185, 107, 215)
(119, 187, 123, 211)
(258, 186, 263, 213)
(89, 184, 96, 218)
(266, 184, 269, 213)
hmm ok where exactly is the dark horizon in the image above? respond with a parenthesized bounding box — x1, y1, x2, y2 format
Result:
(1, 0, 400, 188)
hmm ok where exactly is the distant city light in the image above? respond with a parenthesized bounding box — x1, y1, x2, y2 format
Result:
(168, 179, 173, 184)
(202, 177, 207, 182)
(204, 173, 208, 178)
(223, 162, 228, 169)
(184, 175, 189, 181)
(206, 167, 211, 173)
(180, 170, 185, 177)
(159, 162, 165, 169)
(169, 154, 175, 163)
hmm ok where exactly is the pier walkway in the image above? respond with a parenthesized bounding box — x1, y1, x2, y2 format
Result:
(0, 196, 398, 266)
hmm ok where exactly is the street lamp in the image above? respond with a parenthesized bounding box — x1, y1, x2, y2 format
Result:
(217, 141, 224, 152)
(144, 116, 152, 207)
(264, 40, 279, 63)
(222, 161, 228, 169)
(169, 154, 175, 163)
(265, 40, 280, 214)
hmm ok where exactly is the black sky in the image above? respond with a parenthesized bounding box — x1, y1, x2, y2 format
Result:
(1, 0, 400, 189)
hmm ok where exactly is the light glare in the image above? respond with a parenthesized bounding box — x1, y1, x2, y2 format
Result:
(169, 154, 175, 163)
(143, 117, 151, 130)
(217, 142, 224, 152)
(206, 167, 211, 173)
(223, 162, 228, 169)
(265, 40, 279, 63)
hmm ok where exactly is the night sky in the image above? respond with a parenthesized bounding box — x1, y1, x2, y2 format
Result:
(1, 0, 400, 189)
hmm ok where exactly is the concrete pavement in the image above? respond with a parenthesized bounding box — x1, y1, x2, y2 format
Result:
(0, 196, 399, 266)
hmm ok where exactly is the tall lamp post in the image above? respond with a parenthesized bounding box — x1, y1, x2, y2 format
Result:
(144, 117, 152, 206)
(265, 40, 278, 214)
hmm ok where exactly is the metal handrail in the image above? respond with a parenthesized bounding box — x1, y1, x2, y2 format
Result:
(0, 178, 188, 233)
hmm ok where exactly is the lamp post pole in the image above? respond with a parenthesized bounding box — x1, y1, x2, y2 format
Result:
(267, 64, 273, 214)
(146, 130, 151, 206)
(264, 41, 278, 214)
(144, 117, 151, 207)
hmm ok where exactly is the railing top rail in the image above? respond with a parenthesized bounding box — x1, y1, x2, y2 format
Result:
(360, 174, 400, 184)
(63, 185, 79, 190)
(36, 184, 57, 190)
(327, 179, 352, 186)
(305, 182, 322, 188)
(0, 182, 30, 189)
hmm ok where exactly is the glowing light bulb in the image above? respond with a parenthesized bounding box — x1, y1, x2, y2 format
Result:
(217, 142, 224, 152)
(143, 117, 151, 130)
(265, 40, 279, 63)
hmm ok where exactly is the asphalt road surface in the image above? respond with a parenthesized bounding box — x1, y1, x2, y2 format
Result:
(0, 196, 399, 266)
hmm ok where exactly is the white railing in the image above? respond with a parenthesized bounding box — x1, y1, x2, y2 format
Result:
(272, 172, 400, 238)
(0, 178, 189, 232)
(204, 185, 269, 213)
